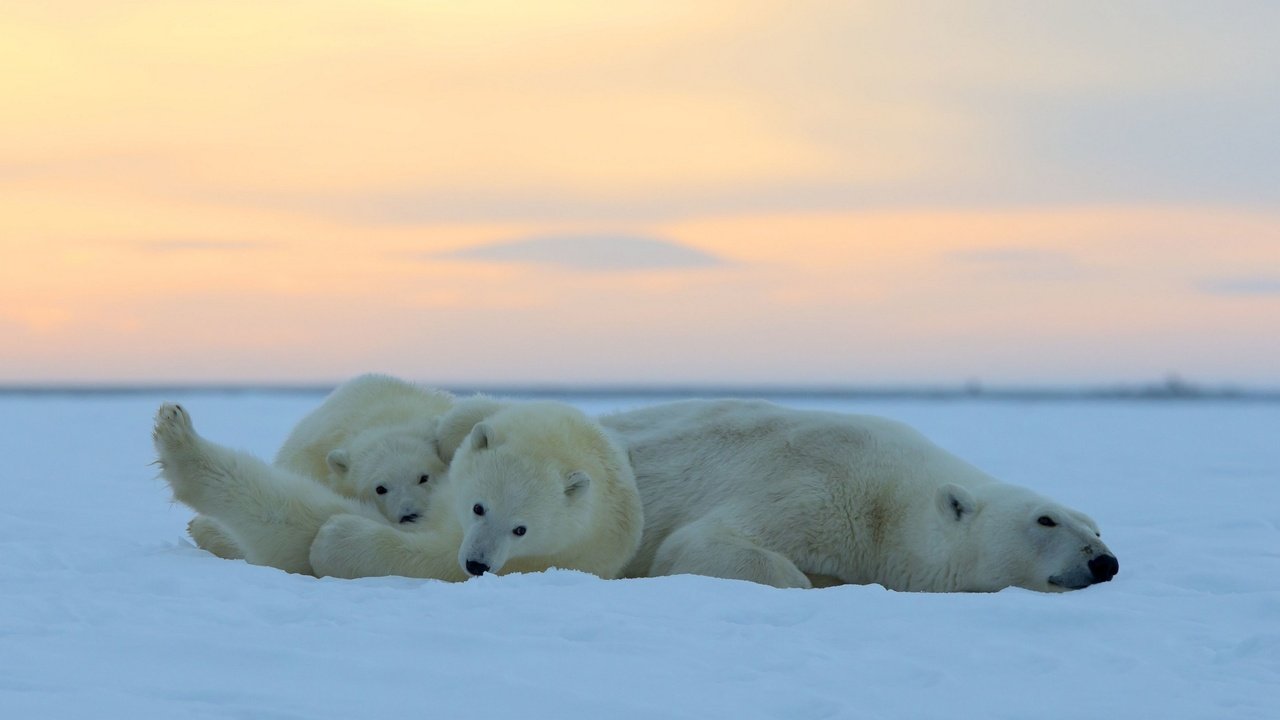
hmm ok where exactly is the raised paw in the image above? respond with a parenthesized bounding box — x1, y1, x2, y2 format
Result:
(152, 402, 217, 508)
(153, 402, 196, 451)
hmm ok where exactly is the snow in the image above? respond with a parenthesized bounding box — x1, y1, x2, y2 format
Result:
(2, 391, 1278, 719)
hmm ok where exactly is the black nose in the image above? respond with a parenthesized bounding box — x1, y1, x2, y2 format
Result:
(465, 560, 490, 576)
(1088, 554, 1119, 583)
(398, 513, 419, 524)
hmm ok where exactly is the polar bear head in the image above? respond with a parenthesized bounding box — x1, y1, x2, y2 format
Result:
(449, 403, 609, 577)
(937, 483, 1118, 592)
(326, 427, 448, 526)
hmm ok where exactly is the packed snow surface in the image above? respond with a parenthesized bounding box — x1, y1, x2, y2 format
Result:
(1, 392, 1277, 719)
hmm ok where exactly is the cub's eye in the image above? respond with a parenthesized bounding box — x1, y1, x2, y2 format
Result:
(512, 526, 527, 537)
(375, 485, 388, 495)
(1037, 516, 1057, 527)
(418, 474, 430, 485)
(472, 503, 485, 517)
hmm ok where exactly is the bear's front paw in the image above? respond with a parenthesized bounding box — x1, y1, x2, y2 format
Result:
(315, 513, 376, 547)
(153, 402, 197, 451)
(311, 514, 388, 579)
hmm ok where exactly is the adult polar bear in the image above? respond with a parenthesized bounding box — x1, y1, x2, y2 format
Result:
(601, 399, 1118, 592)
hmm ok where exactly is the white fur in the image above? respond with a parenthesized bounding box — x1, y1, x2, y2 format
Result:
(309, 510, 466, 582)
(278, 373, 452, 525)
(186, 515, 242, 560)
(434, 394, 506, 463)
(153, 403, 389, 575)
(323, 427, 447, 526)
(187, 374, 453, 558)
(601, 399, 1118, 592)
(153, 402, 464, 579)
(318, 400, 645, 580)
(450, 401, 643, 579)
(275, 373, 452, 481)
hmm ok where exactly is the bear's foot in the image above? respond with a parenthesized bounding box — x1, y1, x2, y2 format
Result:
(188, 515, 244, 560)
(152, 402, 236, 512)
(153, 402, 200, 463)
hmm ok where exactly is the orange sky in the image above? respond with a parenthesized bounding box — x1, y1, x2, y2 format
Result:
(2, 1, 1278, 385)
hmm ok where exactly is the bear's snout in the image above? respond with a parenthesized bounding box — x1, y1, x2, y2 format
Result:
(1088, 554, 1119, 583)
(398, 513, 419, 524)
(465, 560, 490, 576)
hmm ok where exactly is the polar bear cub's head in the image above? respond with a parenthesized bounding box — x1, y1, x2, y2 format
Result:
(450, 402, 614, 577)
(326, 425, 448, 527)
(937, 482, 1119, 592)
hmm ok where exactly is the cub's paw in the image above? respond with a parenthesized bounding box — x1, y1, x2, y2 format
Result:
(153, 402, 197, 451)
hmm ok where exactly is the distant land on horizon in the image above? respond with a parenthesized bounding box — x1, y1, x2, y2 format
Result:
(2, 377, 1278, 402)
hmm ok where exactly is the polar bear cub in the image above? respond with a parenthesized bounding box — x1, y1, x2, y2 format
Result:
(154, 403, 392, 575)
(319, 426, 446, 526)
(275, 373, 453, 525)
(309, 399, 645, 581)
(186, 373, 453, 560)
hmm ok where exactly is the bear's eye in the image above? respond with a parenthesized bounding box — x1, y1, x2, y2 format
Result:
(472, 503, 485, 517)
(375, 485, 388, 495)
(418, 474, 430, 485)
(1037, 516, 1057, 527)
(512, 526, 527, 537)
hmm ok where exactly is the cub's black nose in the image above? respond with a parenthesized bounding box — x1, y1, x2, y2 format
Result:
(465, 560, 490, 576)
(398, 513, 419, 524)
(1089, 554, 1119, 583)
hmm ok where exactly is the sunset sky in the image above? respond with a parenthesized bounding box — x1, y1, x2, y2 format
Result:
(2, 1, 1278, 386)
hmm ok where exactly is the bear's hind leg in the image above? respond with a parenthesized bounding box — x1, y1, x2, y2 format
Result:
(650, 516, 811, 589)
(153, 402, 379, 575)
(152, 403, 248, 512)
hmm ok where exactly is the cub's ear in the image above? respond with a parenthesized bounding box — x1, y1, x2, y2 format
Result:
(936, 484, 976, 522)
(469, 422, 495, 452)
(564, 471, 591, 498)
(326, 448, 351, 475)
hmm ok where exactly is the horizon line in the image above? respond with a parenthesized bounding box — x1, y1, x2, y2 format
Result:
(2, 378, 1277, 402)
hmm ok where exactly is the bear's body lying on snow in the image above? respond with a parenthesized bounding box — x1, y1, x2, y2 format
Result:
(156, 392, 1117, 593)
(600, 399, 1118, 592)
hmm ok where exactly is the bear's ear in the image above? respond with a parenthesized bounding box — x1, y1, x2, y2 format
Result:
(326, 448, 351, 476)
(436, 396, 506, 462)
(564, 471, 591, 498)
(469, 422, 495, 452)
(936, 484, 976, 522)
